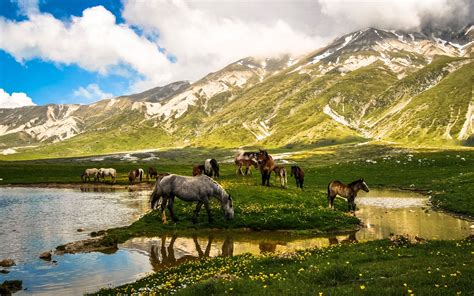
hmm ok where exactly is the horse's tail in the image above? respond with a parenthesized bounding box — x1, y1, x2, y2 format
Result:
(149, 185, 162, 209)
(327, 181, 332, 197)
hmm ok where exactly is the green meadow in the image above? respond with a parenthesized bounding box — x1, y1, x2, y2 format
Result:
(1, 143, 473, 294)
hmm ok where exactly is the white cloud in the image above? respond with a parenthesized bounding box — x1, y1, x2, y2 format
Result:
(15, 0, 40, 16)
(73, 84, 113, 103)
(1, 0, 471, 97)
(122, 0, 325, 87)
(318, 0, 470, 32)
(0, 5, 173, 90)
(0, 88, 36, 108)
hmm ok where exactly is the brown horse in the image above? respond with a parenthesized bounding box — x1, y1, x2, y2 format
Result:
(192, 164, 205, 176)
(147, 167, 158, 180)
(128, 169, 140, 185)
(273, 166, 287, 188)
(234, 151, 258, 175)
(290, 166, 304, 189)
(327, 179, 369, 212)
(256, 149, 276, 186)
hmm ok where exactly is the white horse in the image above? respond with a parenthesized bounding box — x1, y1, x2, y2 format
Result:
(138, 168, 144, 182)
(150, 174, 234, 224)
(204, 159, 219, 178)
(81, 168, 99, 182)
(98, 168, 116, 183)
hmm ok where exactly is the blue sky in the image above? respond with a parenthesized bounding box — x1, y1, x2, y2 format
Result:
(0, 0, 135, 105)
(0, 0, 470, 108)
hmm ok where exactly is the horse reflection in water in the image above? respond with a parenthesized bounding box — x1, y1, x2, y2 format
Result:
(79, 187, 116, 193)
(149, 235, 234, 271)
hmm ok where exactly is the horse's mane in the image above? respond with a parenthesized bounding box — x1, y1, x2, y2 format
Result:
(206, 176, 228, 197)
(348, 179, 362, 186)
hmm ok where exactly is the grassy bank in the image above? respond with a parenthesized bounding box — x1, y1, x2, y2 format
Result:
(93, 238, 474, 295)
(1, 144, 472, 242)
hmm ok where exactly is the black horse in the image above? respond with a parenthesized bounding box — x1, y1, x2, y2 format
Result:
(290, 166, 304, 189)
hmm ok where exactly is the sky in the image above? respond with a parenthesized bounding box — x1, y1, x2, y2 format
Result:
(0, 0, 471, 108)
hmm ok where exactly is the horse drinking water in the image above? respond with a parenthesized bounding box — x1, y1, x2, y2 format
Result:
(150, 174, 234, 224)
(327, 179, 369, 212)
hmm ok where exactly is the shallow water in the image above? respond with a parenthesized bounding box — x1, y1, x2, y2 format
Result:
(0, 188, 472, 295)
(0, 187, 151, 263)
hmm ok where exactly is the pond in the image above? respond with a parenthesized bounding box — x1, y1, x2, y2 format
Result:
(0, 187, 471, 295)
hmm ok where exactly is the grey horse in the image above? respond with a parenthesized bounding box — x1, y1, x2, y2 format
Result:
(150, 174, 234, 224)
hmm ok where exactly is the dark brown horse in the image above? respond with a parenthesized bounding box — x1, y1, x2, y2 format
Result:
(256, 149, 276, 186)
(290, 166, 304, 189)
(192, 164, 205, 176)
(128, 169, 141, 185)
(327, 179, 369, 212)
(147, 166, 158, 180)
(234, 151, 258, 175)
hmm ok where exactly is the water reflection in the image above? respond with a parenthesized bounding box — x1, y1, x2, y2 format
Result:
(79, 186, 117, 193)
(120, 232, 361, 272)
(0, 187, 151, 263)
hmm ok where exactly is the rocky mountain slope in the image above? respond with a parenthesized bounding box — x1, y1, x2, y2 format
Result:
(1, 27, 472, 158)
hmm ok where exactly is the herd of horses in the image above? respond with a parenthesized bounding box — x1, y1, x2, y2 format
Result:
(81, 149, 369, 224)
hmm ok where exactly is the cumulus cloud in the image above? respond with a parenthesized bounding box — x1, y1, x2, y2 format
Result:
(73, 84, 113, 103)
(1, 0, 471, 97)
(318, 0, 471, 32)
(0, 5, 173, 90)
(122, 0, 325, 86)
(0, 88, 36, 108)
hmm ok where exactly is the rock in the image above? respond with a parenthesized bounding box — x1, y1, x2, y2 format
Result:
(77, 228, 85, 232)
(39, 251, 52, 260)
(0, 269, 9, 274)
(0, 259, 15, 267)
(0, 280, 22, 295)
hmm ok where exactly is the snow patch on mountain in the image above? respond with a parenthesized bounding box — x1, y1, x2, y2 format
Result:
(458, 101, 473, 140)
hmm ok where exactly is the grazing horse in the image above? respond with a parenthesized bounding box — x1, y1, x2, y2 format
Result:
(97, 168, 116, 183)
(81, 168, 99, 182)
(150, 174, 234, 224)
(273, 166, 287, 188)
(256, 149, 276, 186)
(192, 164, 205, 176)
(290, 166, 305, 189)
(327, 179, 369, 212)
(204, 159, 220, 178)
(147, 167, 158, 180)
(128, 169, 140, 185)
(234, 151, 258, 175)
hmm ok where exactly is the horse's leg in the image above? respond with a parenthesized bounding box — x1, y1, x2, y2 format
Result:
(192, 201, 204, 224)
(167, 195, 179, 222)
(261, 171, 266, 186)
(160, 197, 169, 224)
(203, 199, 213, 223)
(266, 170, 271, 186)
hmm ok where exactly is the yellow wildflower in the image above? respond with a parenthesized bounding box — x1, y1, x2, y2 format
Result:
(360, 285, 366, 290)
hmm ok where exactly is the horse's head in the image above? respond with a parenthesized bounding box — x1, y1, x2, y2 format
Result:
(359, 178, 370, 192)
(256, 150, 269, 165)
(223, 194, 234, 220)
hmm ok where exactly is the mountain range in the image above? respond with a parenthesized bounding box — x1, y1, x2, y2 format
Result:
(1, 25, 472, 159)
